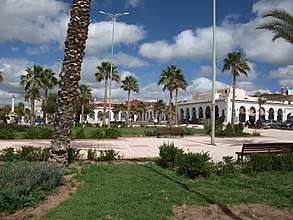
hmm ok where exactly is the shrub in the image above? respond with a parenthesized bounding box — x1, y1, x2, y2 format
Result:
(233, 123, 244, 135)
(75, 128, 86, 139)
(182, 128, 194, 135)
(243, 153, 293, 173)
(177, 152, 212, 179)
(0, 124, 30, 132)
(22, 127, 52, 139)
(68, 148, 82, 163)
(104, 128, 122, 139)
(0, 128, 15, 139)
(88, 129, 105, 139)
(216, 156, 240, 176)
(144, 130, 157, 136)
(158, 142, 184, 169)
(97, 149, 121, 162)
(0, 161, 63, 213)
(87, 149, 98, 161)
(0, 147, 50, 162)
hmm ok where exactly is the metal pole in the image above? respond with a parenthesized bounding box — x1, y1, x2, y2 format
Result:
(211, 0, 217, 145)
(108, 17, 115, 128)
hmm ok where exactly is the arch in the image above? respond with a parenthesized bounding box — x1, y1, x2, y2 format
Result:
(277, 109, 283, 122)
(180, 108, 184, 121)
(205, 106, 211, 119)
(249, 107, 256, 123)
(192, 107, 196, 121)
(215, 105, 219, 119)
(199, 107, 203, 119)
(268, 108, 274, 120)
(186, 108, 190, 121)
(239, 106, 246, 123)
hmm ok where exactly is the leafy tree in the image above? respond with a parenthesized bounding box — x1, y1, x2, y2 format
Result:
(95, 61, 120, 127)
(222, 52, 251, 126)
(257, 9, 293, 44)
(45, 93, 57, 120)
(173, 70, 187, 124)
(0, 105, 11, 118)
(154, 99, 167, 123)
(121, 75, 139, 125)
(158, 65, 181, 125)
(20, 64, 43, 125)
(41, 68, 58, 125)
(77, 84, 92, 124)
(50, 0, 91, 167)
(15, 102, 25, 118)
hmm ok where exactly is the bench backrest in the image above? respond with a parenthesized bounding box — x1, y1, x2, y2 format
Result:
(242, 143, 293, 153)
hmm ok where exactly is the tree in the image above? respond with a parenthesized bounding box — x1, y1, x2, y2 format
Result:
(136, 101, 146, 121)
(77, 84, 92, 124)
(0, 105, 11, 118)
(0, 71, 3, 84)
(95, 61, 120, 127)
(15, 102, 25, 122)
(222, 52, 251, 126)
(20, 64, 43, 126)
(257, 9, 293, 44)
(112, 104, 121, 122)
(255, 91, 266, 124)
(173, 70, 187, 124)
(154, 99, 166, 123)
(46, 93, 57, 121)
(158, 65, 181, 126)
(50, 0, 91, 167)
(121, 75, 139, 125)
(41, 68, 58, 125)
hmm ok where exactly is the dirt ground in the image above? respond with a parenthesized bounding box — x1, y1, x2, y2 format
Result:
(1, 162, 293, 220)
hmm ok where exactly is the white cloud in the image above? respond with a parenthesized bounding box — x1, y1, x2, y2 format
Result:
(268, 65, 293, 87)
(125, 0, 142, 8)
(252, 0, 293, 16)
(186, 77, 227, 95)
(115, 52, 148, 68)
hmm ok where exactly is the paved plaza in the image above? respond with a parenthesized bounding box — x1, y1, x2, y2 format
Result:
(0, 128, 292, 162)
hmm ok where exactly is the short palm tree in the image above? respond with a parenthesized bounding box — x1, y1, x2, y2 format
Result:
(136, 101, 146, 121)
(222, 52, 251, 126)
(121, 75, 139, 125)
(20, 64, 43, 126)
(154, 99, 166, 123)
(257, 9, 293, 44)
(158, 65, 181, 126)
(78, 84, 92, 124)
(112, 104, 122, 122)
(50, 0, 91, 167)
(255, 91, 266, 124)
(95, 61, 120, 127)
(41, 68, 58, 125)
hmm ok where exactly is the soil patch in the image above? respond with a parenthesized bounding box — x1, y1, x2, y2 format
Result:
(172, 204, 293, 220)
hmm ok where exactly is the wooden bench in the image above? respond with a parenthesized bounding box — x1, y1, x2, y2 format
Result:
(157, 127, 184, 138)
(236, 142, 293, 161)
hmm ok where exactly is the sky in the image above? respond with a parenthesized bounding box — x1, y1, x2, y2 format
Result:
(0, 0, 293, 107)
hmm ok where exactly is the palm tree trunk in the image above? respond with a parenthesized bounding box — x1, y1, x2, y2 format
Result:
(43, 89, 48, 125)
(231, 74, 236, 127)
(50, 0, 91, 167)
(81, 104, 84, 124)
(103, 78, 108, 127)
(169, 88, 173, 126)
(175, 88, 178, 125)
(126, 90, 130, 125)
(30, 96, 35, 126)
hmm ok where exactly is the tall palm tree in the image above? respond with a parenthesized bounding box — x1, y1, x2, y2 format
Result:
(95, 61, 120, 127)
(222, 52, 251, 126)
(0, 71, 3, 84)
(121, 75, 139, 125)
(158, 64, 181, 126)
(173, 71, 187, 125)
(20, 64, 43, 126)
(78, 84, 92, 124)
(41, 68, 58, 125)
(154, 99, 166, 123)
(50, 0, 91, 167)
(257, 9, 293, 44)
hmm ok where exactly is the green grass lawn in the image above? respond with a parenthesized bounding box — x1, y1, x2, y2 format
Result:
(41, 163, 293, 220)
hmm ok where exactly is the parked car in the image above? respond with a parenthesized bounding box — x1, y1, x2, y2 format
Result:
(262, 119, 278, 128)
(279, 120, 293, 128)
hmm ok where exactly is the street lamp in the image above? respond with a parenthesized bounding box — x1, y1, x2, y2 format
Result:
(99, 10, 129, 128)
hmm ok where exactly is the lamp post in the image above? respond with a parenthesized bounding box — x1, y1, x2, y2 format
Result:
(99, 10, 129, 128)
(211, 0, 217, 145)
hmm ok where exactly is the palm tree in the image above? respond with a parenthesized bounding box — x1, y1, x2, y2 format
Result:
(112, 104, 121, 122)
(173, 71, 187, 124)
(50, 0, 91, 167)
(257, 9, 293, 44)
(222, 52, 251, 126)
(121, 75, 139, 125)
(20, 64, 43, 126)
(41, 68, 58, 125)
(154, 99, 166, 123)
(136, 101, 146, 121)
(78, 84, 92, 124)
(0, 71, 3, 84)
(255, 91, 266, 126)
(95, 61, 120, 127)
(158, 65, 181, 126)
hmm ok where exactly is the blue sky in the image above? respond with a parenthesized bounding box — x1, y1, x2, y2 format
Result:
(0, 0, 293, 107)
